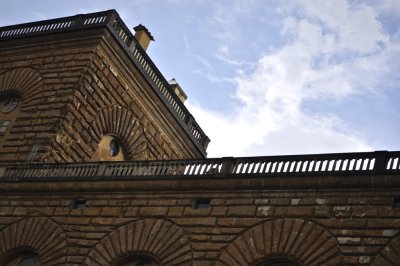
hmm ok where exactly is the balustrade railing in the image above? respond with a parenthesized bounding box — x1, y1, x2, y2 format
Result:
(0, 151, 398, 181)
(105, 16, 209, 150)
(0, 11, 111, 38)
(0, 10, 209, 154)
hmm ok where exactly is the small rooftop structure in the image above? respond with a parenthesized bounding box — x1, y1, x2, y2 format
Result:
(169, 78, 188, 103)
(133, 24, 154, 51)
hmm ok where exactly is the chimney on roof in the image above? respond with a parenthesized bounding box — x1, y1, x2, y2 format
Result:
(169, 79, 188, 104)
(133, 24, 154, 51)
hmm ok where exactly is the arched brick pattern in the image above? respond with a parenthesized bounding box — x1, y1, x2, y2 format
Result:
(0, 217, 67, 264)
(84, 219, 192, 265)
(372, 233, 400, 265)
(217, 218, 342, 266)
(89, 105, 150, 160)
(0, 68, 44, 110)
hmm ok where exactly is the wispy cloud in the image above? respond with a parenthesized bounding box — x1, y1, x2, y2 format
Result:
(215, 54, 254, 68)
(190, 0, 398, 157)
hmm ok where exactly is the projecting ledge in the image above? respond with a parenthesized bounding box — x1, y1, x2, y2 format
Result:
(0, 173, 398, 193)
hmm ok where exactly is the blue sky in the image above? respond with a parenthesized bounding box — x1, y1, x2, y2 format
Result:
(1, 0, 399, 157)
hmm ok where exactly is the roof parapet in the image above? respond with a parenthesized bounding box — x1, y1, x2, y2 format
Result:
(0, 151, 398, 180)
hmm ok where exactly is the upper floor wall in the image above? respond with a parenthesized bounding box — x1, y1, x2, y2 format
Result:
(0, 10, 209, 163)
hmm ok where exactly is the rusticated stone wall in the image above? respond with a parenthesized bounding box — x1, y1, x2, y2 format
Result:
(0, 27, 205, 164)
(54, 40, 188, 162)
(0, 36, 96, 163)
(0, 179, 399, 265)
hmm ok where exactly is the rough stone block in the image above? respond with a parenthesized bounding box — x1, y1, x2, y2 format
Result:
(101, 207, 122, 217)
(270, 198, 291, 205)
(211, 207, 228, 216)
(228, 206, 257, 216)
(139, 206, 168, 216)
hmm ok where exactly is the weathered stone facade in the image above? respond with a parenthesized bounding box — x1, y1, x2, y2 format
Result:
(0, 10, 400, 266)
(0, 169, 400, 265)
(0, 11, 207, 164)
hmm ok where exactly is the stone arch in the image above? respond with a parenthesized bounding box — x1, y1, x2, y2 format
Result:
(0, 67, 44, 110)
(217, 218, 343, 266)
(371, 232, 400, 265)
(84, 219, 192, 265)
(0, 217, 68, 264)
(89, 105, 150, 160)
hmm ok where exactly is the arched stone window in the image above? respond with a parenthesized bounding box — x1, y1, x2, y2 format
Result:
(84, 219, 192, 265)
(113, 254, 160, 266)
(92, 135, 126, 161)
(218, 218, 342, 265)
(0, 218, 67, 264)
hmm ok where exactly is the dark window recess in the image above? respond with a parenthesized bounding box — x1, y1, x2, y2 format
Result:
(134, 257, 153, 266)
(393, 197, 400, 209)
(19, 255, 35, 266)
(118, 254, 159, 266)
(255, 256, 300, 266)
(109, 139, 120, 157)
(193, 199, 211, 209)
(72, 199, 86, 209)
(2, 97, 18, 113)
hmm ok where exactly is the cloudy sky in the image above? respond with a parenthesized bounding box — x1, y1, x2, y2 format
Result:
(1, 0, 399, 157)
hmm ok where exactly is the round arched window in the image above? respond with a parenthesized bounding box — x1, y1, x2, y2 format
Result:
(92, 135, 126, 161)
(109, 139, 121, 157)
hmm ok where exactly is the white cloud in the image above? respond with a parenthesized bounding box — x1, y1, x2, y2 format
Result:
(300, 0, 389, 53)
(190, 0, 395, 157)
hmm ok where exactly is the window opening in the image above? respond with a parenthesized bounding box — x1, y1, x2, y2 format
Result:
(193, 198, 211, 209)
(2, 97, 18, 113)
(4, 253, 40, 266)
(131, 257, 153, 266)
(19, 255, 35, 266)
(109, 139, 121, 157)
(0, 96, 21, 141)
(72, 198, 86, 209)
(92, 135, 126, 161)
(255, 257, 300, 266)
(261, 262, 298, 266)
(116, 254, 160, 266)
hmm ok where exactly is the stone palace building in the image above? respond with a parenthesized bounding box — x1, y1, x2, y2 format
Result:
(0, 10, 399, 266)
